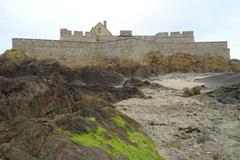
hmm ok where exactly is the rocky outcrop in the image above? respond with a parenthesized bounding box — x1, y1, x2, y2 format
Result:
(0, 50, 78, 82)
(207, 84, 240, 104)
(86, 52, 240, 79)
(229, 59, 240, 72)
(143, 52, 233, 73)
(79, 66, 124, 86)
(143, 52, 240, 74)
(123, 77, 151, 88)
(71, 83, 145, 103)
(0, 50, 164, 160)
(195, 73, 240, 89)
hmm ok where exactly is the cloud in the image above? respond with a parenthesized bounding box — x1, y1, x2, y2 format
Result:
(0, 0, 239, 58)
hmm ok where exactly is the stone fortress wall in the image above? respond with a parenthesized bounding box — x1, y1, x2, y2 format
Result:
(12, 21, 230, 66)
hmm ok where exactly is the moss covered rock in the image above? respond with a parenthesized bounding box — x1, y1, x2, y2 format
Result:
(57, 115, 163, 160)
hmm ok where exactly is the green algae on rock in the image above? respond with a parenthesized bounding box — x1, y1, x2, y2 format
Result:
(57, 115, 164, 160)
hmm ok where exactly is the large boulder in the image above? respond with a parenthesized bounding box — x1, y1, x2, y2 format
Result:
(183, 85, 207, 97)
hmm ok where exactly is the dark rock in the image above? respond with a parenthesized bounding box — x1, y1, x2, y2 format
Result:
(179, 126, 201, 134)
(195, 73, 240, 89)
(123, 77, 164, 90)
(148, 121, 166, 126)
(0, 76, 79, 120)
(0, 53, 78, 82)
(0, 117, 114, 160)
(123, 77, 151, 88)
(79, 67, 124, 86)
(71, 83, 145, 103)
(133, 67, 154, 78)
(207, 84, 240, 104)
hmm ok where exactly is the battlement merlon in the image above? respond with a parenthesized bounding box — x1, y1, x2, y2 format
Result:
(155, 31, 194, 37)
(153, 31, 194, 43)
(60, 29, 88, 40)
(60, 29, 97, 42)
(120, 30, 132, 37)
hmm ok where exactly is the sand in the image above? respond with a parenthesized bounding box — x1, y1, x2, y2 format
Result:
(115, 73, 240, 160)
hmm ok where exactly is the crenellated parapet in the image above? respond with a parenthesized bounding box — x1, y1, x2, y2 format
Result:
(60, 29, 195, 43)
(155, 31, 194, 37)
(60, 29, 97, 42)
(154, 31, 194, 43)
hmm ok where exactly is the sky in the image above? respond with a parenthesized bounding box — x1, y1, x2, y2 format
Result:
(0, 0, 239, 59)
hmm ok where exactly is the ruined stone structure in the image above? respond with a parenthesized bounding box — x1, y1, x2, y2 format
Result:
(12, 21, 230, 66)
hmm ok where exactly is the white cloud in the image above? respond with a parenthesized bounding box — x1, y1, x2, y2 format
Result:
(0, 0, 239, 58)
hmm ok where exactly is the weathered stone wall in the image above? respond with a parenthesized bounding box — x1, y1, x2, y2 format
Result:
(12, 37, 230, 66)
(12, 38, 99, 65)
(97, 38, 229, 60)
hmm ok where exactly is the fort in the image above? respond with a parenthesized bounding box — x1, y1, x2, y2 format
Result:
(12, 21, 230, 66)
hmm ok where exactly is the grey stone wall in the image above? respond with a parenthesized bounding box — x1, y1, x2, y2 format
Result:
(12, 37, 230, 66)
(12, 38, 98, 65)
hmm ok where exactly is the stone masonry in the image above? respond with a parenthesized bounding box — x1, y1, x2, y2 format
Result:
(12, 21, 230, 66)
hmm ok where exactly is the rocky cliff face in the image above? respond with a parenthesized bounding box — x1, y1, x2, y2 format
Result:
(0, 50, 164, 160)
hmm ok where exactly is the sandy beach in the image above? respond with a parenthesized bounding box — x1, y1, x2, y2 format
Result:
(115, 73, 240, 160)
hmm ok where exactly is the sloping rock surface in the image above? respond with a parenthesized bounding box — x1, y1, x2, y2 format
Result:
(207, 84, 240, 104)
(79, 66, 124, 86)
(195, 73, 240, 89)
(0, 50, 164, 160)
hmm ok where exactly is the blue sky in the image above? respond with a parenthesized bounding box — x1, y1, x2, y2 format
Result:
(0, 0, 239, 59)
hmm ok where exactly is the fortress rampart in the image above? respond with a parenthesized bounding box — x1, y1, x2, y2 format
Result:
(12, 21, 230, 66)
(12, 38, 230, 66)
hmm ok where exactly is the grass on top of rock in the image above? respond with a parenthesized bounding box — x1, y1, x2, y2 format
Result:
(0, 49, 29, 61)
(57, 115, 164, 160)
(0, 49, 31, 68)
